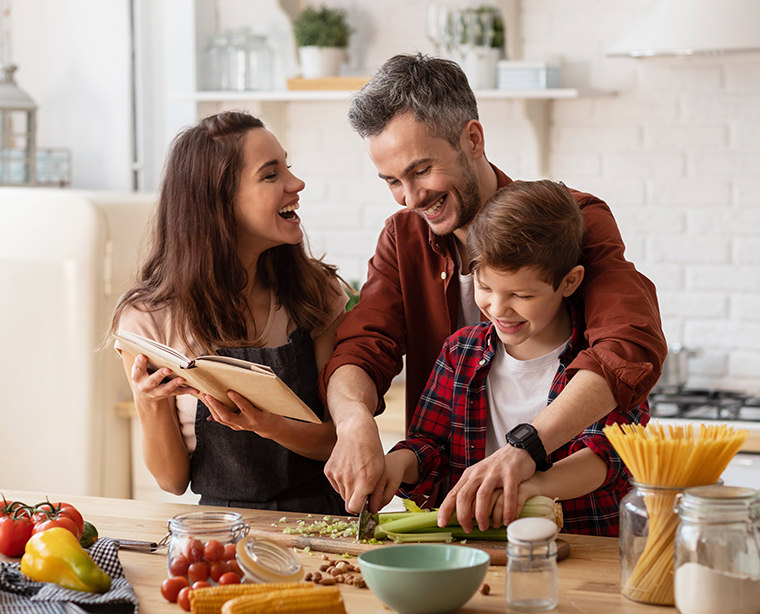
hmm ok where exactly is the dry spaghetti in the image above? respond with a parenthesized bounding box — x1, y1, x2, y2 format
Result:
(604, 422, 748, 605)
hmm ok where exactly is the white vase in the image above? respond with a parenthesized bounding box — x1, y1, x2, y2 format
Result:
(298, 46, 347, 79)
(462, 47, 501, 90)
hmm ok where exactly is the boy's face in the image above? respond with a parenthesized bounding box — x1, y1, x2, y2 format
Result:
(474, 264, 583, 358)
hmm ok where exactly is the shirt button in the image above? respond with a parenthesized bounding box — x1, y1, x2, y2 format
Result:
(441, 271, 447, 280)
(478, 359, 486, 366)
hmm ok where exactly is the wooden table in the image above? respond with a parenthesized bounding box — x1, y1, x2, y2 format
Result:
(0, 489, 674, 613)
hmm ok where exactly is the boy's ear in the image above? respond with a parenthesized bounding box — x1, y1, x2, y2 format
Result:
(560, 265, 585, 297)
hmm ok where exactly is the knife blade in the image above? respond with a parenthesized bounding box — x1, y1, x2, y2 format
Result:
(357, 498, 378, 542)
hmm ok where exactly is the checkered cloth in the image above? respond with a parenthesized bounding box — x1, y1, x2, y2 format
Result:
(0, 537, 138, 613)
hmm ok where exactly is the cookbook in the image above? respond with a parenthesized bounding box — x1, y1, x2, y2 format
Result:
(114, 330, 321, 423)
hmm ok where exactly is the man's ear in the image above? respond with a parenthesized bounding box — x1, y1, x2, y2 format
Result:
(561, 265, 585, 297)
(461, 119, 486, 158)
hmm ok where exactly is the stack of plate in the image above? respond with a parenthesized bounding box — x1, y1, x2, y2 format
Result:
(497, 61, 561, 90)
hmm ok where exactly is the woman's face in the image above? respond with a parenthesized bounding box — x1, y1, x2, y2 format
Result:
(233, 128, 305, 259)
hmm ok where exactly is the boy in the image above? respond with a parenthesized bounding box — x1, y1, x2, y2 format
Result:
(383, 180, 649, 536)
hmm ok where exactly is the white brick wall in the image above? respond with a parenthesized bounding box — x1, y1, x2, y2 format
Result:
(239, 1, 760, 394)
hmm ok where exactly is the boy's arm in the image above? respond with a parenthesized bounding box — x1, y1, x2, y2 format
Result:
(521, 447, 607, 503)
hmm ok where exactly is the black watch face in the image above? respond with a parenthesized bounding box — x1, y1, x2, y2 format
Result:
(512, 424, 533, 439)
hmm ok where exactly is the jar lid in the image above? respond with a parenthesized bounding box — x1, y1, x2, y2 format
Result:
(235, 537, 303, 583)
(677, 485, 759, 520)
(507, 517, 557, 544)
(682, 485, 758, 502)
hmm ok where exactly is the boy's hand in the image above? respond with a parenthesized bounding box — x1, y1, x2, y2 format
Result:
(437, 444, 536, 532)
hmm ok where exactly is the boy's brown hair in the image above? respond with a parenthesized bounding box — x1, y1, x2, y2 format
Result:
(466, 180, 585, 289)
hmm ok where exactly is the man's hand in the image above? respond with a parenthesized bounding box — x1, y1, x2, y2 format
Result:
(437, 444, 536, 532)
(325, 409, 387, 514)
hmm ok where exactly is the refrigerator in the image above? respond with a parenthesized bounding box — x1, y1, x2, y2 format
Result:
(0, 187, 157, 498)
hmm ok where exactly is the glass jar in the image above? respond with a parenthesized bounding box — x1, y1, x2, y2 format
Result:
(674, 485, 760, 614)
(245, 35, 272, 91)
(225, 30, 249, 92)
(235, 535, 303, 583)
(620, 481, 691, 605)
(506, 517, 558, 611)
(166, 511, 248, 578)
(202, 34, 228, 91)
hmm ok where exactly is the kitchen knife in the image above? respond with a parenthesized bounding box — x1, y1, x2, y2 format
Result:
(357, 498, 378, 541)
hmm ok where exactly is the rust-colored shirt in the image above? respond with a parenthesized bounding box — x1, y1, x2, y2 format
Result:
(321, 167, 666, 431)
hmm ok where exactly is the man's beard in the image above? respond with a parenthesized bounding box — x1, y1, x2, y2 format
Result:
(424, 153, 481, 236)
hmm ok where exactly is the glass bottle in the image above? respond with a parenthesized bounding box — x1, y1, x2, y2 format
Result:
(618, 481, 684, 605)
(674, 485, 760, 614)
(245, 34, 272, 91)
(166, 511, 248, 578)
(506, 517, 558, 611)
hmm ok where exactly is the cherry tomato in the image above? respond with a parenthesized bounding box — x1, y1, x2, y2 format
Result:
(225, 559, 243, 578)
(160, 576, 189, 603)
(218, 571, 241, 585)
(183, 538, 205, 562)
(209, 561, 226, 582)
(0, 514, 33, 557)
(192, 580, 210, 589)
(177, 586, 192, 612)
(187, 561, 209, 584)
(222, 542, 237, 560)
(169, 553, 190, 577)
(203, 539, 225, 562)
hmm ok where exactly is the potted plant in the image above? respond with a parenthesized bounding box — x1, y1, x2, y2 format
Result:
(461, 5, 505, 89)
(293, 5, 352, 79)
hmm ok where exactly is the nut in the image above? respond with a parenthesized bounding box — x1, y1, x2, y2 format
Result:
(479, 582, 491, 595)
(319, 576, 337, 585)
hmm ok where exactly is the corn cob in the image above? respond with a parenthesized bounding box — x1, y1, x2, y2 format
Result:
(190, 582, 313, 614)
(220, 585, 345, 614)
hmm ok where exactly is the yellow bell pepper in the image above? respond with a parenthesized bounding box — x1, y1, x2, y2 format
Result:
(20, 527, 111, 593)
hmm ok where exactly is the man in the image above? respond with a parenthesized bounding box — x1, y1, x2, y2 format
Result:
(320, 53, 666, 533)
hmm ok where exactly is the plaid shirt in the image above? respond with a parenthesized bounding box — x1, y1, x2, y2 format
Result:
(391, 309, 650, 537)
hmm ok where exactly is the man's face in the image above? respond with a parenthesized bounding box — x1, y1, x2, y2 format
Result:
(365, 113, 482, 236)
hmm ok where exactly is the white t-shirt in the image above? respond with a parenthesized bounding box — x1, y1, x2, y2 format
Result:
(115, 281, 346, 452)
(485, 338, 570, 456)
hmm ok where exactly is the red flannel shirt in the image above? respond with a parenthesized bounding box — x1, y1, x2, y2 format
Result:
(390, 310, 650, 537)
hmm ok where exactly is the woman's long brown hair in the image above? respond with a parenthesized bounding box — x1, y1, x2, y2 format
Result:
(110, 111, 340, 353)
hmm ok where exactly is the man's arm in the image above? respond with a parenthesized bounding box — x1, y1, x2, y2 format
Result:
(437, 370, 616, 532)
(324, 364, 388, 514)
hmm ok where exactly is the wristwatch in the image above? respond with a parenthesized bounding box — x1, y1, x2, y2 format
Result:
(506, 423, 553, 471)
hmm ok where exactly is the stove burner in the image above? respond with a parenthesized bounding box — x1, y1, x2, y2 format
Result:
(649, 388, 760, 422)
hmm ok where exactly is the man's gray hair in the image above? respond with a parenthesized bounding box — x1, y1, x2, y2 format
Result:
(348, 53, 478, 148)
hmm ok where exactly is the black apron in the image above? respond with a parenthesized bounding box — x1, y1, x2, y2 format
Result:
(190, 327, 344, 514)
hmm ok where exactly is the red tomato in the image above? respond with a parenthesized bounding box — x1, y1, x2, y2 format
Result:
(209, 561, 226, 582)
(222, 542, 237, 560)
(203, 539, 225, 562)
(0, 514, 33, 557)
(187, 561, 209, 584)
(160, 576, 189, 603)
(32, 501, 84, 539)
(32, 516, 78, 537)
(225, 559, 243, 578)
(191, 580, 210, 589)
(183, 538, 205, 562)
(169, 553, 190, 577)
(177, 586, 192, 612)
(218, 571, 241, 585)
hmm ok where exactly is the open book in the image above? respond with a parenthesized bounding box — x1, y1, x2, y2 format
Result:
(114, 330, 321, 423)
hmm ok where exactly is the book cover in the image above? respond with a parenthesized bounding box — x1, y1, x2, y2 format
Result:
(114, 330, 321, 423)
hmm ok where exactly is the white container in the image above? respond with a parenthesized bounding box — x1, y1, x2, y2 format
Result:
(298, 46, 346, 79)
(497, 61, 561, 90)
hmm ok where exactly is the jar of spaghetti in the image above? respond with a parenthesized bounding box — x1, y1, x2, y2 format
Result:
(674, 485, 760, 614)
(619, 481, 685, 605)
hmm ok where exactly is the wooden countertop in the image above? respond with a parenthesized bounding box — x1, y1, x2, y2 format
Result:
(0, 489, 674, 614)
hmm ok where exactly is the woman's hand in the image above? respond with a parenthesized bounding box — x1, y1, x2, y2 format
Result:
(202, 390, 279, 437)
(130, 354, 199, 401)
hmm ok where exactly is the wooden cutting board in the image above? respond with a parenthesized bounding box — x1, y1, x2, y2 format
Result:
(243, 513, 569, 566)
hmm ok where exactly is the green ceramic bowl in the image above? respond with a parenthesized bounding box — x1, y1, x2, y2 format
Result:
(358, 544, 490, 614)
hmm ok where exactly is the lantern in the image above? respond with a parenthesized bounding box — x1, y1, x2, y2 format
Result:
(0, 62, 36, 185)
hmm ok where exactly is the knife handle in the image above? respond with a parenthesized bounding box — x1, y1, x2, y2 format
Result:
(117, 538, 160, 553)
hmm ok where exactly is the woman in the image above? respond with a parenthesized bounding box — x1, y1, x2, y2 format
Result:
(110, 111, 346, 513)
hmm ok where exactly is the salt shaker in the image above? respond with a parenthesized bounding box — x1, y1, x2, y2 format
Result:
(506, 517, 559, 611)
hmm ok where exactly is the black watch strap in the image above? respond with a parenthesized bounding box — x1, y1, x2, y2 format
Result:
(506, 423, 553, 471)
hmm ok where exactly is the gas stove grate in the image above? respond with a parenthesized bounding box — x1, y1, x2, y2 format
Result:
(649, 388, 760, 422)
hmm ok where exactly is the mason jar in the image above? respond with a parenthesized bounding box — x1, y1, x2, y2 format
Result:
(506, 517, 558, 611)
(245, 35, 272, 91)
(674, 485, 760, 614)
(166, 511, 248, 579)
(619, 481, 686, 605)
